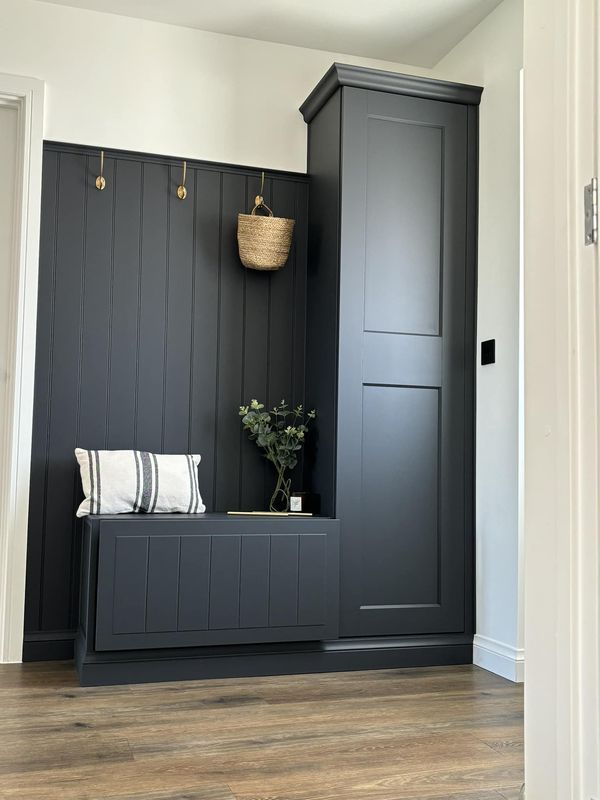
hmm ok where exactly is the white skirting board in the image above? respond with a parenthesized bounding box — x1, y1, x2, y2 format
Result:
(473, 634, 524, 683)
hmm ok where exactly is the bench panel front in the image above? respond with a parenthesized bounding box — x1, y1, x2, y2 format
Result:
(94, 517, 339, 651)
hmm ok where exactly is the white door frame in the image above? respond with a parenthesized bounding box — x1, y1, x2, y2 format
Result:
(523, 0, 600, 796)
(0, 74, 44, 664)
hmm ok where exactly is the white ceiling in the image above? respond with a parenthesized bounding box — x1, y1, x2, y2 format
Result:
(34, 0, 503, 67)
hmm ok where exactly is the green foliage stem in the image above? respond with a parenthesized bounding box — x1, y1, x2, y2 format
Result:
(239, 399, 316, 512)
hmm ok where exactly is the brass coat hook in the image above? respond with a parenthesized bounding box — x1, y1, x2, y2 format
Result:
(177, 161, 187, 200)
(253, 171, 272, 214)
(95, 150, 106, 191)
(255, 170, 265, 207)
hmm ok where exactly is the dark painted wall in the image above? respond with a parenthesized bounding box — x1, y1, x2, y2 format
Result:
(24, 142, 308, 659)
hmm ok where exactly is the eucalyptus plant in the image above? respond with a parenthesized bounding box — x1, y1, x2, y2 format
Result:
(239, 399, 316, 512)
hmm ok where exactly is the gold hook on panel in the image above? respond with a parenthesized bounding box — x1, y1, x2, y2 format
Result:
(95, 150, 106, 191)
(255, 170, 265, 207)
(177, 161, 187, 200)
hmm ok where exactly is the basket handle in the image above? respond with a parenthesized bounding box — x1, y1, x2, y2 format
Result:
(251, 194, 273, 217)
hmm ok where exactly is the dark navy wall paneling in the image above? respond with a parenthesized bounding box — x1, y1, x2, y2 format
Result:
(24, 142, 308, 658)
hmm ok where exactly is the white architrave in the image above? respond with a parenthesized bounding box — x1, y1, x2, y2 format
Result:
(0, 73, 44, 664)
(523, 0, 600, 796)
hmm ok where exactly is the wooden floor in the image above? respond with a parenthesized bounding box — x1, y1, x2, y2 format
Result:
(0, 662, 523, 800)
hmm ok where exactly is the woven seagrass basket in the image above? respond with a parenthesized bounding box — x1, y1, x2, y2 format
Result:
(238, 194, 295, 271)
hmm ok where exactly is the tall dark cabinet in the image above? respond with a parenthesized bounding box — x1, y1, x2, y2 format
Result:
(301, 65, 481, 646)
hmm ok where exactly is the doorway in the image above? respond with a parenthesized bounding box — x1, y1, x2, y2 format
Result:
(0, 74, 44, 664)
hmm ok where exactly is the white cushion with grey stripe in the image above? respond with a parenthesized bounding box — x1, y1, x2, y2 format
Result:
(74, 449, 206, 517)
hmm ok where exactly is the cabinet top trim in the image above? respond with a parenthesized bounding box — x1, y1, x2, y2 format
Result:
(299, 63, 483, 123)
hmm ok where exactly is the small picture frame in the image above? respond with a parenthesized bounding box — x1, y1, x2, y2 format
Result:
(290, 493, 319, 514)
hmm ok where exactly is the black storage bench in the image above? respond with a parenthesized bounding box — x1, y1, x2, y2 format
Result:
(76, 513, 340, 685)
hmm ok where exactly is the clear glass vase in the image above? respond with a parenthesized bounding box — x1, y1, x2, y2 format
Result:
(269, 466, 291, 512)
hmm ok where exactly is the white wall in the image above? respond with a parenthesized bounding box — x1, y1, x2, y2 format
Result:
(434, 0, 524, 681)
(1, 0, 428, 173)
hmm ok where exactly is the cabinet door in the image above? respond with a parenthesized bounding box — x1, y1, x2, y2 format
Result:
(95, 519, 339, 650)
(337, 87, 475, 637)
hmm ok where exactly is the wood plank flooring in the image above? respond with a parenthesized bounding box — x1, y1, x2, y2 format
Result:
(0, 663, 523, 799)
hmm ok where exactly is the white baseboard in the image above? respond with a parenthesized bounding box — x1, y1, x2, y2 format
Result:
(473, 634, 524, 683)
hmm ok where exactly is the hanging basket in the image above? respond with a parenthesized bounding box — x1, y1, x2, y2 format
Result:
(238, 194, 295, 271)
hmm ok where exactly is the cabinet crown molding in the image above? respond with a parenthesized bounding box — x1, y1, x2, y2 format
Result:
(299, 63, 484, 123)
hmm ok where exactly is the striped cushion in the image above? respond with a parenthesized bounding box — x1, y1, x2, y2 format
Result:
(74, 449, 205, 517)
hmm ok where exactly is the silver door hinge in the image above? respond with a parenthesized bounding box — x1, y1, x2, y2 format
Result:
(585, 177, 598, 245)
